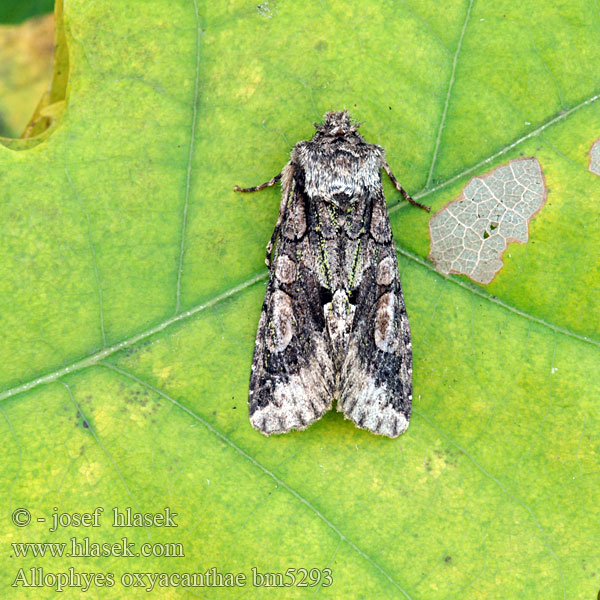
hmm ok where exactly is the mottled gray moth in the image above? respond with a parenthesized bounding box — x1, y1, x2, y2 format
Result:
(235, 111, 429, 437)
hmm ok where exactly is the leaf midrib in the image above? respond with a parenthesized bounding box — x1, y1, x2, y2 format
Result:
(1, 239, 598, 405)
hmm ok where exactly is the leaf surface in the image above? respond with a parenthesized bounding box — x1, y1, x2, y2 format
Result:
(1, 1, 599, 598)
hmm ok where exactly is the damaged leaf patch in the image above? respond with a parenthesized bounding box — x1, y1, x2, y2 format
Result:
(428, 158, 546, 284)
(589, 138, 600, 176)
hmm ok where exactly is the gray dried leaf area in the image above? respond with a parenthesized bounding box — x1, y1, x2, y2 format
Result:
(428, 158, 546, 284)
(589, 139, 600, 176)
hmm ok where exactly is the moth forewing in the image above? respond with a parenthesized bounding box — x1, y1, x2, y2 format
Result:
(235, 111, 428, 437)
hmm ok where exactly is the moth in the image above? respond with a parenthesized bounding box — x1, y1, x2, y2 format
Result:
(235, 111, 429, 437)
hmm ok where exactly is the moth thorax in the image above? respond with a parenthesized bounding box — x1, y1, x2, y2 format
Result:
(329, 192, 357, 214)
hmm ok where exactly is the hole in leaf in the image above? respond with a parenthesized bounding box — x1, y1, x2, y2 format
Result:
(0, 0, 69, 150)
(428, 158, 547, 284)
(589, 138, 600, 176)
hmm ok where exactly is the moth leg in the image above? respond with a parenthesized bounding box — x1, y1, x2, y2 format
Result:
(383, 163, 430, 212)
(235, 165, 295, 266)
(234, 172, 285, 265)
(233, 172, 282, 193)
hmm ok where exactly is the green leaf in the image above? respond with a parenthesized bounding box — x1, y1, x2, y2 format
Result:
(1, 1, 599, 598)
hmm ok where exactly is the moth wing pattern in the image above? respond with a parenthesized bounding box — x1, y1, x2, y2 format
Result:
(248, 163, 336, 435)
(239, 111, 422, 438)
(337, 184, 412, 437)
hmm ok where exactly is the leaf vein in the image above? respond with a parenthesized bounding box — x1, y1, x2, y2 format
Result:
(414, 407, 566, 599)
(414, 90, 600, 202)
(175, 0, 202, 314)
(65, 166, 106, 346)
(106, 364, 416, 599)
(60, 381, 148, 535)
(0, 272, 267, 403)
(4, 93, 600, 403)
(425, 0, 474, 188)
(395, 245, 600, 349)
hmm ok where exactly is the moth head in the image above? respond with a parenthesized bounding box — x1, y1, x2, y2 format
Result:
(314, 111, 360, 136)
